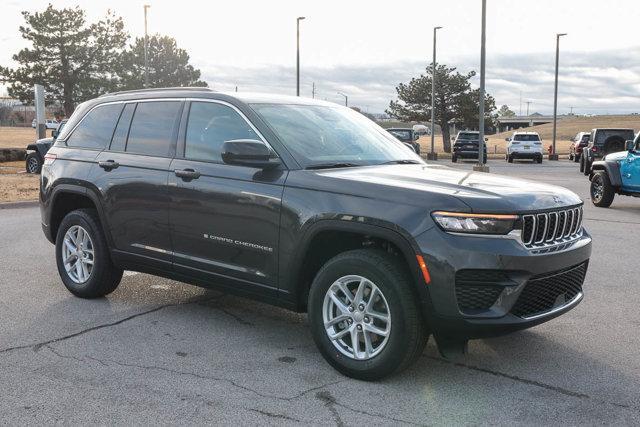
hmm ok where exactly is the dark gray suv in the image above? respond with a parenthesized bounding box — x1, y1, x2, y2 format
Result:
(40, 88, 592, 380)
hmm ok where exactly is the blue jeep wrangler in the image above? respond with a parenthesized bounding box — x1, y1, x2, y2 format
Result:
(589, 133, 640, 207)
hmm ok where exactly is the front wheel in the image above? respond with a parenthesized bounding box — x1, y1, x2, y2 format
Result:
(25, 153, 42, 174)
(55, 209, 123, 298)
(591, 171, 615, 207)
(308, 249, 428, 380)
(451, 155, 457, 163)
(507, 154, 514, 163)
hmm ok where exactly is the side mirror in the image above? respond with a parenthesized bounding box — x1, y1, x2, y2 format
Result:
(414, 134, 419, 141)
(505, 137, 510, 142)
(222, 139, 280, 169)
(451, 137, 455, 141)
(484, 137, 488, 142)
(626, 140, 635, 151)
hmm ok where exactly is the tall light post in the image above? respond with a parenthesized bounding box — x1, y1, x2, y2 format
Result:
(296, 16, 305, 96)
(473, 0, 489, 173)
(428, 26, 442, 161)
(143, 4, 150, 88)
(337, 92, 348, 107)
(550, 33, 567, 161)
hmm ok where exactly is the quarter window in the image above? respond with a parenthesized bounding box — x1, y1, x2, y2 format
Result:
(185, 102, 259, 163)
(126, 101, 182, 156)
(66, 104, 123, 149)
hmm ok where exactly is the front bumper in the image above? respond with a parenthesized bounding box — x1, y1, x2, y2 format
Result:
(415, 226, 592, 341)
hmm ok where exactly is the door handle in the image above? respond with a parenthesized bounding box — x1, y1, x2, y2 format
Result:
(174, 168, 201, 180)
(98, 160, 119, 170)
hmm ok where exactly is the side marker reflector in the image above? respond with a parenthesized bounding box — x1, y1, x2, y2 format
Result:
(416, 255, 431, 284)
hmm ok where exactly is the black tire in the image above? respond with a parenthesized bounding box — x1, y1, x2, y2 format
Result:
(590, 171, 615, 208)
(55, 209, 123, 298)
(536, 156, 543, 164)
(579, 156, 585, 173)
(507, 154, 514, 163)
(569, 153, 574, 161)
(574, 153, 580, 163)
(308, 249, 428, 380)
(25, 153, 42, 174)
(583, 158, 592, 176)
(451, 155, 457, 163)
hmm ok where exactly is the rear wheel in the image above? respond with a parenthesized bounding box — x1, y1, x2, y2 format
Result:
(569, 153, 574, 161)
(308, 249, 428, 380)
(55, 209, 123, 298)
(25, 153, 42, 174)
(451, 155, 457, 163)
(591, 171, 615, 207)
(583, 158, 592, 176)
(574, 153, 580, 163)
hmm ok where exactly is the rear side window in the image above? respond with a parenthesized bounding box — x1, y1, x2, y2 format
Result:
(184, 102, 259, 163)
(66, 104, 123, 149)
(109, 103, 136, 152)
(126, 101, 182, 156)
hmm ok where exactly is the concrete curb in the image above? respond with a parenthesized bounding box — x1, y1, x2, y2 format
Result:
(0, 200, 38, 210)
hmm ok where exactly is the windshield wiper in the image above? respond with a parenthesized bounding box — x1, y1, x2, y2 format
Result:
(305, 162, 362, 170)
(380, 159, 421, 165)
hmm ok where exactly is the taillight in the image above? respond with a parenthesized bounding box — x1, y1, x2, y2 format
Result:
(44, 153, 57, 165)
(591, 146, 598, 152)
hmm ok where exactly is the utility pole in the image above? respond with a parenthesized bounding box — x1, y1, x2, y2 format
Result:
(526, 101, 532, 116)
(519, 91, 522, 115)
(34, 84, 46, 139)
(235, 86, 238, 92)
(337, 92, 348, 107)
(143, 5, 150, 88)
(550, 33, 567, 161)
(474, 0, 489, 172)
(569, 106, 574, 114)
(296, 17, 305, 96)
(428, 26, 443, 161)
(312, 82, 316, 99)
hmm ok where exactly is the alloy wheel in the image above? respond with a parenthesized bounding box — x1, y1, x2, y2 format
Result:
(27, 157, 39, 173)
(322, 275, 391, 360)
(592, 176, 603, 202)
(61, 225, 95, 284)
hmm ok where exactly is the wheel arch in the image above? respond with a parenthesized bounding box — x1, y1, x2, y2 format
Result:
(289, 219, 428, 312)
(590, 161, 622, 187)
(48, 184, 112, 246)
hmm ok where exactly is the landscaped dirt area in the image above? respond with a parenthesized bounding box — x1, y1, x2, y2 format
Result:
(0, 173, 39, 203)
(0, 126, 45, 149)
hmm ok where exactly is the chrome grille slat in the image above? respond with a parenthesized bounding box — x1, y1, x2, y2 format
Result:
(521, 206, 583, 249)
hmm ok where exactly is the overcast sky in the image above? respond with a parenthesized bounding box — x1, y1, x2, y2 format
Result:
(2, 0, 640, 114)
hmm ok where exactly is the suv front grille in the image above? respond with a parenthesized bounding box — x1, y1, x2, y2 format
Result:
(511, 262, 587, 318)
(521, 206, 583, 249)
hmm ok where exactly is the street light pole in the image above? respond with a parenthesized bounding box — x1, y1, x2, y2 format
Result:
(550, 33, 567, 161)
(474, 0, 489, 173)
(296, 17, 305, 96)
(428, 26, 442, 161)
(337, 92, 348, 107)
(143, 4, 150, 89)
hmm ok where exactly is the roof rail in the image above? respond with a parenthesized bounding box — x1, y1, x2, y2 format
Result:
(99, 87, 215, 98)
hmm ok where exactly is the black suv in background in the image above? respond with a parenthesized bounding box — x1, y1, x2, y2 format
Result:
(386, 127, 421, 154)
(25, 119, 67, 174)
(451, 131, 487, 162)
(581, 128, 635, 175)
(40, 88, 592, 380)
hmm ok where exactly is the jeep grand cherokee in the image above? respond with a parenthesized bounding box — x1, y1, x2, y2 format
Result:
(40, 88, 592, 380)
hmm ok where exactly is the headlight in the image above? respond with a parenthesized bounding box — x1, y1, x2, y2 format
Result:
(431, 211, 519, 235)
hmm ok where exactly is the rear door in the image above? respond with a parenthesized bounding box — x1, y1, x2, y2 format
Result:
(168, 100, 286, 296)
(91, 100, 183, 268)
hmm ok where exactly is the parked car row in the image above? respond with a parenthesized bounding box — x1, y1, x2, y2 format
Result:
(31, 118, 60, 129)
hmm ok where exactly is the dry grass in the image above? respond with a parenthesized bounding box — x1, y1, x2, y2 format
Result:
(0, 174, 39, 203)
(418, 115, 640, 154)
(0, 126, 45, 149)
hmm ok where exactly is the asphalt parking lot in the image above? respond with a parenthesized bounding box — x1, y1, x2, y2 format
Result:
(1, 159, 639, 425)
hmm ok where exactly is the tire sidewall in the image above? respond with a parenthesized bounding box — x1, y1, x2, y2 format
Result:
(308, 253, 414, 379)
(55, 210, 109, 297)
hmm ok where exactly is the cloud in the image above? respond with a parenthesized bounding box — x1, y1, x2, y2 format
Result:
(199, 47, 640, 115)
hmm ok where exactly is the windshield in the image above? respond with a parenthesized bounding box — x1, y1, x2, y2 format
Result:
(457, 132, 478, 141)
(251, 104, 422, 167)
(387, 129, 412, 141)
(513, 134, 540, 141)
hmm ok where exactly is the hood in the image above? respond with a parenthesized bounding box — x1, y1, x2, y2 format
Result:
(315, 164, 582, 213)
(36, 137, 54, 145)
(603, 151, 629, 162)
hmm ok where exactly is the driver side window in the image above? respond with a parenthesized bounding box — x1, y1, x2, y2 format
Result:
(185, 102, 259, 163)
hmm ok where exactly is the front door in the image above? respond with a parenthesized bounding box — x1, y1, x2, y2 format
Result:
(169, 100, 286, 296)
(620, 149, 640, 192)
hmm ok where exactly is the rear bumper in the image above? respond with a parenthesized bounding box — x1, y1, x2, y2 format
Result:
(510, 151, 543, 159)
(453, 150, 487, 158)
(415, 226, 592, 341)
